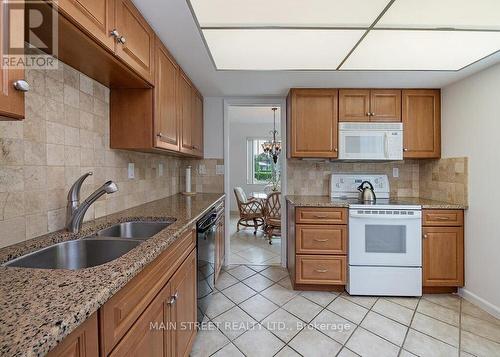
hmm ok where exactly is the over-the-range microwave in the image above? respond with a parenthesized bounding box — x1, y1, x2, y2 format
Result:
(338, 122, 403, 161)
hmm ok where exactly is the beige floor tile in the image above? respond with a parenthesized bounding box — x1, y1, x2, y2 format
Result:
(274, 346, 302, 357)
(289, 327, 342, 357)
(233, 325, 285, 357)
(247, 264, 268, 272)
(262, 308, 304, 343)
(361, 311, 408, 346)
(372, 299, 414, 326)
(229, 253, 252, 265)
(311, 309, 356, 344)
(422, 294, 461, 312)
(282, 295, 323, 323)
(417, 299, 460, 326)
(236, 247, 277, 264)
(342, 293, 378, 309)
(260, 266, 290, 282)
(215, 272, 239, 290)
(346, 328, 399, 357)
(411, 312, 459, 346)
(199, 292, 235, 319)
(403, 329, 458, 357)
(385, 296, 420, 310)
(261, 284, 299, 306)
(212, 342, 244, 357)
(191, 326, 229, 357)
(337, 347, 360, 357)
(239, 294, 279, 322)
(212, 306, 257, 341)
(262, 255, 282, 265)
(300, 291, 338, 307)
(228, 265, 257, 280)
(461, 330, 500, 357)
(461, 313, 500, 343)
(242, 273, 275, 292)
(277, 276, 293, 290)
(327, 297, 369, 324)
(222, 282, 257, 304)
(461, 300, 500, 326)
(399, 350, 418, 357)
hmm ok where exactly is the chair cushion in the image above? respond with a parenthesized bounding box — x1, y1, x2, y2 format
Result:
(234, 187, 248, 203)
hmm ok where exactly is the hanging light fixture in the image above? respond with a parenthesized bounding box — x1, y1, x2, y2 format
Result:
(261, 107, 281, 164)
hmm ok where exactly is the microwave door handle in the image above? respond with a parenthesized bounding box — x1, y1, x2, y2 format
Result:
(384, 132, 389, 159)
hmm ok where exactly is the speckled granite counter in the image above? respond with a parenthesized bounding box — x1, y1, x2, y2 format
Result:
(286, 195, 467, 209)
(0, 193, 224, 357)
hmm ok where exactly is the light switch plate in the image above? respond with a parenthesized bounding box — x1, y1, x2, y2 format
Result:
(216, 164, 224, 175)
(128, 163, 135, 179)
(198, 164, 207, 175)
(393, 167, 399, 178)
(158, 163, 164, 177)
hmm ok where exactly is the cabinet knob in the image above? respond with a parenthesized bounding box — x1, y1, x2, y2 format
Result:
(334, 147, 338, 152)
(168, 292, 179, 305)
(110, 29, 120, 38)
(13, 80, 29, 92)
(403, 148, 408, 152)
(192, 145, 199, 150)
(423, 234, 428, 239)
(157, 132, 164, 138)
(366, 112, 370, 116)
(371, 112, 375, 116)
(117, 36, 126, 44)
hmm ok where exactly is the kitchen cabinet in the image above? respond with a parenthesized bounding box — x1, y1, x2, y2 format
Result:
(287, 88, 339, 158)
(0, 0, 26, 120)
(191, 89, 204, 157)
(179, 72, 204, 157)
(47, 313, 99, 357)
(339, 89, 401, 122)
(402, 89, 441, 158)
(422, 209, 464, 288)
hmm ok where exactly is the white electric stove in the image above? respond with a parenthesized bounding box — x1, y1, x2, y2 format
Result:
(330, 173, 422, 297)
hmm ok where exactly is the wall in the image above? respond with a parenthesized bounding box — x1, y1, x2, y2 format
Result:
(203, 97, 224, 159)
(228, 121, 275, 211)
(441, 62, 500, 315)
(0, 63, 185, 248)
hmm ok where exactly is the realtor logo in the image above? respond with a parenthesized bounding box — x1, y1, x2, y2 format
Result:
(2, 0, 59, 69)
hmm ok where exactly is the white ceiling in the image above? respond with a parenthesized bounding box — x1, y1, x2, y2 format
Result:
(133, 0, 500, 96)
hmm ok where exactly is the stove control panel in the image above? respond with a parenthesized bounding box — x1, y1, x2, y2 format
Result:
(330, 173, 390, 199)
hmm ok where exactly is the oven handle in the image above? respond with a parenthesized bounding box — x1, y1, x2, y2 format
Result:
(350, 212, 422, 219)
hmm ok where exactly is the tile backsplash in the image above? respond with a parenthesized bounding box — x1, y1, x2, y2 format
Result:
(0, 63, 213, 248)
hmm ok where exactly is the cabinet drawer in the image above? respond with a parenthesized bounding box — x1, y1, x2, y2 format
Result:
(423, 210, 463, 226)
(296, 225, 347, 254)
(100, 227, 195, 356)
(296, 207, 347, 225)
(296, 255, 346, 285)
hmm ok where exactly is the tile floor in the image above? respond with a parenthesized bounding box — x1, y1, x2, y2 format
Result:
(229, 213, 281, 266)
(193, 264, 500, 357)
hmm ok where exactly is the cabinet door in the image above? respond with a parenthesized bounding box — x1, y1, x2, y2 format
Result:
(47, 313, 99, 357)
(402, 89, 441, 158)
(58, 0, 115, 51)
(169, 250, 197, 357)
(154, 39, 180, 152)
(289, 89, 339, 158)
(114, 0, 154, 83)
(0, 0, 25, 119)
(109, 283, 170, 357)
(179, 72, 194, 155)
(370, 89, 401, 122)
(339, 89, 370, 122)
(191, 89, 203, 157)
(423, 227, 464, 287)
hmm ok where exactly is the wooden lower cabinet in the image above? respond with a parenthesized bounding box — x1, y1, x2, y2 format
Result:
(47, 313, 99, 357)
(296, 255, 346, 285)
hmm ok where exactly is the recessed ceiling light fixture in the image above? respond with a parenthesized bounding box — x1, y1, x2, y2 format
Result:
(187, 0, 500, 71)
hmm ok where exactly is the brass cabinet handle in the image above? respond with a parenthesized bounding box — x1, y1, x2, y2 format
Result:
(315, 269, 328, 273)
(313, 239, 328, 242)
(435, 217, 450, 221)
(313, 215, 328, 219)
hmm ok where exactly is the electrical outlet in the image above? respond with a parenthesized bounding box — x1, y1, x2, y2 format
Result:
(158, 163, 164, 177)
(128, 163, 135, 179)
(393, 167, 399, 178)
(198, 164, 207, 175)
(216, 164, 224, 175)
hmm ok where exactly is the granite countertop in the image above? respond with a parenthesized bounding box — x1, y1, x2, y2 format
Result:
(286, 195, 467, 209)
(0, 193, 224, 357)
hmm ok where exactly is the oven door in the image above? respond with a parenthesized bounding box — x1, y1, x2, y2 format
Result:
(349, 209, 422, 266)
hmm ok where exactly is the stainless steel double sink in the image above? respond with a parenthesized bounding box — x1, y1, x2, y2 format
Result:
(4, 220, 176, 270)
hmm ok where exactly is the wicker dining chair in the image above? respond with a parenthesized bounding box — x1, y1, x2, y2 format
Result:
(234, 187, 264, 234)
(264, 191, 281, 244)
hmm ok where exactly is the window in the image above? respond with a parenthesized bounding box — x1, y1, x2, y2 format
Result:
(247, 138, 276, 184)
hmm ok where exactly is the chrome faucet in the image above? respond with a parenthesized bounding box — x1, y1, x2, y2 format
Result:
(66, 172, 118, 233)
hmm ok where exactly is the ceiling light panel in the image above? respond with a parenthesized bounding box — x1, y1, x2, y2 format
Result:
(203, 29, 365, 70)
(341, 30, 500, 71)
(377, 0, 500, 30)
(190, 0, 391, 28)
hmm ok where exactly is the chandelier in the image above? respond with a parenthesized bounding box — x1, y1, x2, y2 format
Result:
(261, 107, 281, 164)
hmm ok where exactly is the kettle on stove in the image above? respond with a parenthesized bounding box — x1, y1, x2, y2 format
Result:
(357, 181, 376, 202)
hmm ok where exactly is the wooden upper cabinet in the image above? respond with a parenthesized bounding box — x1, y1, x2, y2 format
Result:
(179, 72, 193, 155)
(370, 89, 401, 122)
(339, 89, 370, 122)
(0, 0, 25, 120)
(191, 89, 203, 157)
(402, 89, 441, 158)
(58, 0, 116, 51)
(47, 313, 99, 357)
(154, 38, 180, 152)
(339, 89, 401, 122)
(114, 0, 154, 83)
(288, 89, 339, 158)
(423, 226, 464, 287)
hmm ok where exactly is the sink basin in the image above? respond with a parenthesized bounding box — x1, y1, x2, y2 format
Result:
(96, 220, 175, 240)
(4, 239, 141, 270)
